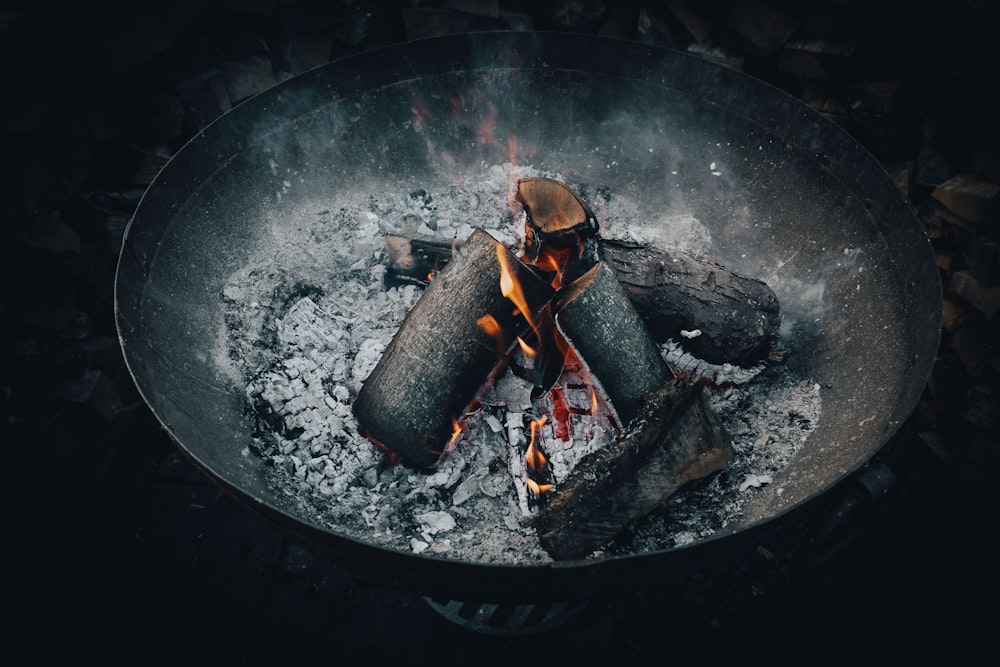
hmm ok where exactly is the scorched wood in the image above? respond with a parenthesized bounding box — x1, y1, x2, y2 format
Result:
(531, 377, 734, 560)
(384, 233, 455, 286)
(598, 238, 785, 367)
(381, 234, 784, 368)
(353, 229, 554, 468)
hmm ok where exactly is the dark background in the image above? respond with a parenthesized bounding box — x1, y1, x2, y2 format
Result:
(2, 1, 998, 663)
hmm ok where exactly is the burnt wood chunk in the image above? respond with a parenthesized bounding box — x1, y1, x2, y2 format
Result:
(598, 239, 784, 367)
(554, 262, 674, 425)
(384, 233, 456, 285)
(354, 229, 554, 468)
(532, 378, 734, 560)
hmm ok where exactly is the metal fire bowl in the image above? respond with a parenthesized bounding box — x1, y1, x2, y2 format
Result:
(115, 32, 941, 602)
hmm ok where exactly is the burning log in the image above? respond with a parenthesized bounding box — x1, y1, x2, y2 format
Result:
(384, 233, 784, 368)
(598, 238, 785, 367)
(353, 229, 554, 468)
(517, 177, 601, 286)
(553, 261, 674, 425)
(531, 377, 734, 560)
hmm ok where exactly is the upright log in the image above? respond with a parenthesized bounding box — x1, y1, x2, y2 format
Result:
(532, 378, 734, 560)
(353, 229, 554, 468)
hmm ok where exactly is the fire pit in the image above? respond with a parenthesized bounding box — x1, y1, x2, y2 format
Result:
(115, 32, 941, 604)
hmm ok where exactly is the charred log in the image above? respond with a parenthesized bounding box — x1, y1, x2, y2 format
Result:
(553, 261, 674, 425)
(381, 234, 784, 369)
(531, 378, 734, 560)
(353, 229, 554, 468)
(598, 239, 785, 367)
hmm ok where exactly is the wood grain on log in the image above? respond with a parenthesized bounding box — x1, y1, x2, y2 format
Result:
(599, 238, 784, 367)
(532, 377, 734, 560)
(517, 177, 601, 286)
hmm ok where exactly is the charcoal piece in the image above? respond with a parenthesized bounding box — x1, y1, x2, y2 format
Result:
(553, 261, 674, 425)
(353, 229, 554, 468)
(532, 377, 734, 560)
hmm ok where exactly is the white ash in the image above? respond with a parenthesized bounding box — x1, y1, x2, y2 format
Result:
(224, 162, 822, 564)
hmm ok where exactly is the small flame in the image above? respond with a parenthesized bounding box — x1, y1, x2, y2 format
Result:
(531, 230, 585, 290)
(525, 477, 554, 496)
(445, 417, 463, 452)
(525, 415, 554, 496)
(496, 245, 540, 336)
(516, 336, 536, 358)
(477, 313, 506, 355)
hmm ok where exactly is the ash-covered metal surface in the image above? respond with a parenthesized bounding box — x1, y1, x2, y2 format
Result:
(225, 165, 821, 562)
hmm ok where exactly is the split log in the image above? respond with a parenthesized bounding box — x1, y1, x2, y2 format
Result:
(532, 377, 734, 560)
(599, 238, 785, 367)
(516, 177, 600, 286)
(553, 261, 674, 425)
(382, 234, 783, 368)
(353, 229, 554, 468)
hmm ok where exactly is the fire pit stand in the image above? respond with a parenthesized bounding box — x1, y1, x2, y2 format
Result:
(422, 596, 595, 636)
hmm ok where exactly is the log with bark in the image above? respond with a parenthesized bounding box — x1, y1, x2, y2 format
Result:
(353, 229, 554, 468)
(598, 239, 784, 367)
(531, 377, 734, 560)
(553, 261, 675, 425)
(383, 233, 784, 368)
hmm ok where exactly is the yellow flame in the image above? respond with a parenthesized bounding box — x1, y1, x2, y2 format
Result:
(444, 417, 463, 452)
(525, 414, 550, 493)
(516, 336, 536, 358)
(477, 313, 506, 354)
(497, 245, 539, 336)
(525, 477, 554, 495)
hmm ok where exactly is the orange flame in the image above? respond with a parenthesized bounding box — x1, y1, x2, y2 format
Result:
(525, 415, 554, 495)
(531, 230, 586, 290)
(477, 313, 506, 355)
(496, 245, 540, 336)
(525, 477, 554, 496)
(445, 417, 463, 453)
